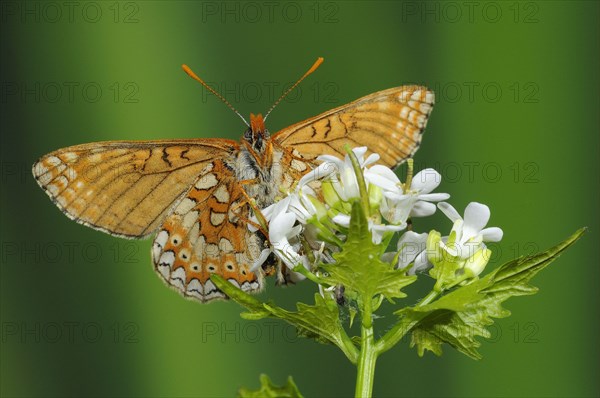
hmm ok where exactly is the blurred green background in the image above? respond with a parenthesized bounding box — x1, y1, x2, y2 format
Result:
(1, 1, 598, 397)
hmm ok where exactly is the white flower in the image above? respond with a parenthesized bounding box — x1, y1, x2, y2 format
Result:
(367, 167, 449, 225)
(299, 146, 380, 202)
(396, 231, 430, 275)
(437, 202, 503, 259)
(330, 213, 404, 244)
(249, 196, 309, 278)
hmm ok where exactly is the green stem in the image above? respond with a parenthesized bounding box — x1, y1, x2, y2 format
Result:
(355, 299, 377, 398)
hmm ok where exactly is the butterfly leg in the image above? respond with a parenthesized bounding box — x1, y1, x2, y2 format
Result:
(236, 181, 270, 233)
(230, 199, 266, 234)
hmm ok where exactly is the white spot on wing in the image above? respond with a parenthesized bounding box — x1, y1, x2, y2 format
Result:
(170, 267, 186, 291)
(219, 238, 234, 253)
(203, 280, 224, 300)
(291, 159, 307, 172)
(46, 183, 60, 196)
(213, 184, 230, 203)
(33, 162, 48, 178)
(195, 173, 218, 190)
(425, 91, 434, 103)
(175, 198, 196, 215)
(186, 279, 203, 299)
(182, 211, 199, 229)
(205, 243, 219, 257)
(45, 156, 62, 167)
(400, 106, 410, 119)
(157, 263, 170, 279)
(158, 251, 175, 268)
(210, 212, 225, 226)
(62, 152, 78, 162)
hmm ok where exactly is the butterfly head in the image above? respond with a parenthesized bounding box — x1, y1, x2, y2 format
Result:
(244, 113, 270, 151)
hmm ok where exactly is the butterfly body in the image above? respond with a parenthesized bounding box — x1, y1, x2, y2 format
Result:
(33, 81, 435, 303)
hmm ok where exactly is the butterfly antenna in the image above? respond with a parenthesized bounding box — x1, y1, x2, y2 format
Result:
(264, 57, 324, 121)
(182, 64, 249, 127)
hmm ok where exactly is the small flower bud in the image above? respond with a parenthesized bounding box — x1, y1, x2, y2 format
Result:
(463, 248, 492, 278)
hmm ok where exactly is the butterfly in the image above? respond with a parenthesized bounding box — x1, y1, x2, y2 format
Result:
(32, 58, 435, 303)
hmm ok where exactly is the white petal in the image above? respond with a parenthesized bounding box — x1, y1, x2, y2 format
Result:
(480, 227, 503, 242)
(407, 251, 431, 275)
(331, 214, 351, 227)
(418, 193, 450, 202)
(365, 172, 400, 192)
(269, 212, 297, 243)
(414, 251, 431, 271)
(352, 146, 368, 161)
(250, 248, 272, 271)
(288, 195, 312, 222)
(411, 169, 441, 194)
(331, 178, 348, 201)
(383, 191, 408, 201)
(370, 228, 385, 244)
(438, 202, 461, 222)
(316, 155, 344, 166)
(288, 225, 303, 239)
(258, 204, 274, 219)
(451, 219, 464, 243)
(340, 166, 359, 199)
(397, 231, 428, 248)
(456, 241, 482, 260)
(276, 243, 303, 270)
(368, 165, 400, 184)
(462, 202, 490, 242)
(397, 231, 428, 268)
(299, 161, 337, 187)
(379, 196, 391, 217)
(439, 241, 458, 257)
(363, 153, 380, 167)
(300, 184, 317, 196)
(410, 201, 436, 217)
(298, 191, 317, 215)
(370, 223, 405, 244)
(271, 196, 291, 218)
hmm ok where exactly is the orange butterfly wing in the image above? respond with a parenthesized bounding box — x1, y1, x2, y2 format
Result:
(32, 139, 237, 238)
(272, 86, 434, 168)
(152, 159, 265, 301)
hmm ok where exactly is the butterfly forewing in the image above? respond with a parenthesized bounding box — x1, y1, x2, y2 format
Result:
(152, 159, 265, 302)
(273, 86, 434, 168)
(32, 140, 237, 238)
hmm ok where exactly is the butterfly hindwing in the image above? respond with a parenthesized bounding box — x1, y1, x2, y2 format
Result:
(273, 86, 434, 168)
(152, 159, 265, 302)
(32, 139, 238, 238)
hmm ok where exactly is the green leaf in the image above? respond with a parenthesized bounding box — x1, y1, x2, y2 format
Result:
(397, 228, 586, 359)
(238, 374, 304, 398)
(210, 275, 271, 319)
(321, 202, 416, 305)
(211, 275, 359, 363)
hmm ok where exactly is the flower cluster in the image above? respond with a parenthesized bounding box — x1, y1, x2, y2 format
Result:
(250, 147, 503, 287)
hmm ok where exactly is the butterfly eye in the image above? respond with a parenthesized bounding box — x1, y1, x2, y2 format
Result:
(243, 128, 253, 142)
